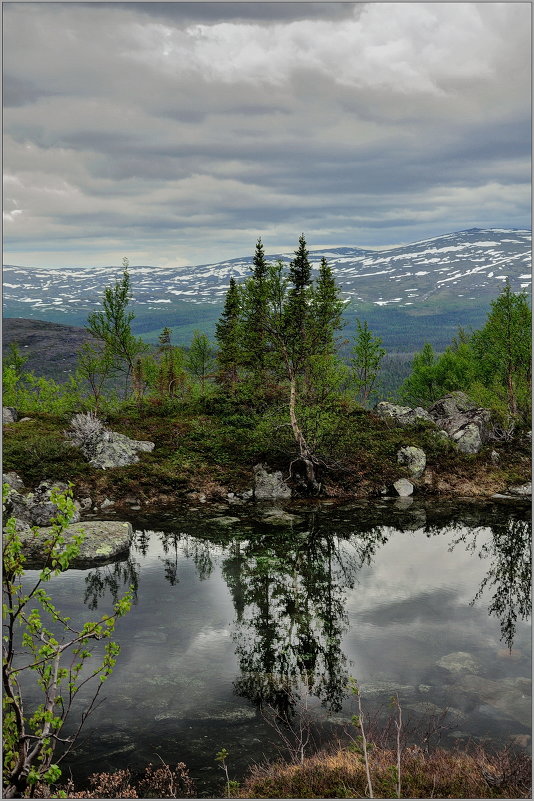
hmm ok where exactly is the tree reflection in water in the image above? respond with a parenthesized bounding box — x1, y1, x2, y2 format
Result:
(84, 555, 140, 610)
(445, 510, 531, 650)
(222, 516, 389, 717)
(80, 506, 530, 717)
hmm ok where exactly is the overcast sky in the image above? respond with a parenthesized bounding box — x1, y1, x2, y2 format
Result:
(3, 2, 531, 268)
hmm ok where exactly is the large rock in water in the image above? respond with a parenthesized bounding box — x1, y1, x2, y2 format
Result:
(375, 402, 433, 426)
(18, 521, 133, 568)
(253, 464, 292, 499)
(89, 431, 155, 469)
(397, 446, 426, 478)
(428, 392, 491, 454)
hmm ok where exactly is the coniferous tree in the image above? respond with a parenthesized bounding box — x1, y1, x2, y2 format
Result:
(156, 327, 187, 398)
(311, 257, 345, 356)
(215, 277, 242, 393)
(284, 234, 313, 363)
(242, 238, 271, 386)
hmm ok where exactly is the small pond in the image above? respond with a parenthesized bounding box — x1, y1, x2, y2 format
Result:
(21, 499, 531, 795)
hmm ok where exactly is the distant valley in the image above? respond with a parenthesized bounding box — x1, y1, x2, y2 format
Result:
(3, 227, 531, 352)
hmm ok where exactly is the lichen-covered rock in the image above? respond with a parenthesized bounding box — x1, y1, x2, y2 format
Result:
(451, 422, 482, 454)
(375, 402, 433, 426)
(89, 432, 155, 469)
(428, 392, 491, 453)
(2, 471, 25, 492)
(397, 446, 426, 478)
(3, 407, 18, 424)
(5, 481, 81, 527)
(18, 521, 133, 568)
(253, 464, 292, 499)
(392, 478, 414, 497)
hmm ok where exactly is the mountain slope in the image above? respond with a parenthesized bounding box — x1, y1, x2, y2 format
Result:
(3, 228, 530, 351)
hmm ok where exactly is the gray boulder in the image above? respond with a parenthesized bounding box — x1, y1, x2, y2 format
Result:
(397, 446, 426, 478)
(2, 471, 25, 492)
(393, 478, 414, 497)
(451, 423, 482, 454)
(428, 392, 491, 454)
(5, 481, 81, 527)
(507, 482, 532, 497)
(375, 402, 433, 426)
(253, 464, 292, 499)
(89, 431, 155, 469)
(18, 520, 133, 568)
(3, 407, 18, 424)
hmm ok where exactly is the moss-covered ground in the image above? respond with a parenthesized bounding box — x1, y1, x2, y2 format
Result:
(3, 401, 530, 507)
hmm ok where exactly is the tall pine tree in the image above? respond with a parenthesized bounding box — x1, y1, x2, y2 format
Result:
(215, 277, 242, 393)
(242, 238, 271, 387)
(311, 257, 345, 356)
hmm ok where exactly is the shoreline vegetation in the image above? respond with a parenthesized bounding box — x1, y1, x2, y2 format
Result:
(3, 236, 531, 798)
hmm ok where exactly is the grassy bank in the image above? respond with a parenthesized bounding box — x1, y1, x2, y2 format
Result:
(2, 401, 530, 506)
(236, 743, 531, 799)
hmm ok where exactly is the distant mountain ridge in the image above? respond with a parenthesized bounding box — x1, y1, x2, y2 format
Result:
(3, 228, 531, 351)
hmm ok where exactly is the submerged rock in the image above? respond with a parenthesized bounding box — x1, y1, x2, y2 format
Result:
(253, 464, 292, 499)
(260, 508, 304, 526)
(210, 516, 241, 526)
(437, 651, 480, 674)
(18, 520, 133, 568)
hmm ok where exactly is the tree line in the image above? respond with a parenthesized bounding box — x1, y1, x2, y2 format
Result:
(3, 236, 531, 465)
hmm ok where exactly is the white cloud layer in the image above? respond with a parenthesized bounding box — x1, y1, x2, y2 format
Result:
(3, 2, 531, 268)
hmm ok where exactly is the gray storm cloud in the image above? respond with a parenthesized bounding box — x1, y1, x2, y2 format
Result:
(3, 2, 530, 268)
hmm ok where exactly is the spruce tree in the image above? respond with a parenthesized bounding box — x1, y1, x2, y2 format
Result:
(284, 234, 313, 362)
(242, 238, 271, 386)
(215, 277, 242, 392)
(311, 257, 345, 356)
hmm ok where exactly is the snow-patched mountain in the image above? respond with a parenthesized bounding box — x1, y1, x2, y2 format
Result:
(3, 228, 531, 321)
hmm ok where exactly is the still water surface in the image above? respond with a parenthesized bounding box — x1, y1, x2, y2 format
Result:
(24, 499, 531, 794)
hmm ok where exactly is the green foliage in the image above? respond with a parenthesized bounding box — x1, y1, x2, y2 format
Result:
(4, 342, 29, 375)
(399, 284, 531, 424)
(85, 262, 148, 397)
(2, 485, 132, 797)
(3, 426, 89, 485)
(399, 343, 439, 406)
(2, 367, 85, 416)
(187, 330, 215, 395)
(76, 342, 118, 414)
(351, 319, 386, 407)
(471, 281, 531, 418)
